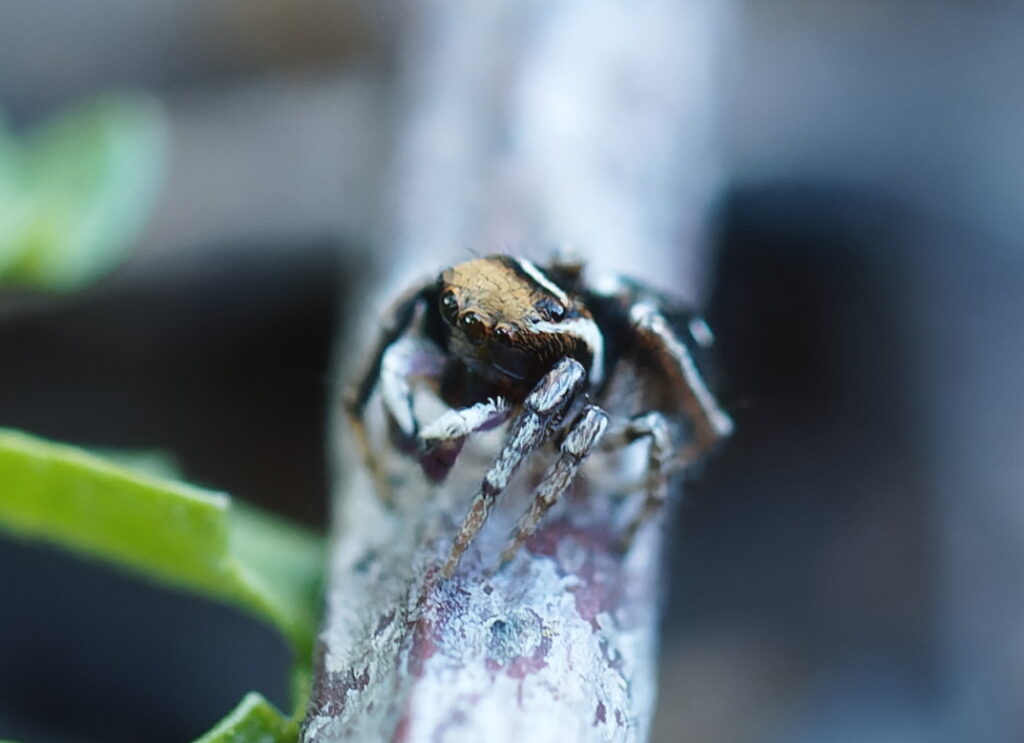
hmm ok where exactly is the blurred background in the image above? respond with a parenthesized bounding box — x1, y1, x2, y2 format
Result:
(0, 1, 1021, 741)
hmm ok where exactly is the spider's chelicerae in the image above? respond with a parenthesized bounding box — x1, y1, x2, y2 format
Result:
(347, 254, 733, 577)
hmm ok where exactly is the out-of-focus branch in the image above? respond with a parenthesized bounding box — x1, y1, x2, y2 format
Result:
(306, 2, 730, 741)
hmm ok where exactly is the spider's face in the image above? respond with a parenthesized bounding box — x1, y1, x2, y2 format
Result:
(436, 256, 602, 385)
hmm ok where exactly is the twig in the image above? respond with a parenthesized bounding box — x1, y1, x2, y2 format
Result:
(305, 1, 728, 741)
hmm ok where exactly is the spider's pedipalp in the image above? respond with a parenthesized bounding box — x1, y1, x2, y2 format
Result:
(442, 357, 587, 577)
(416, 396, 513, 482)
(501, 404, 609, 565)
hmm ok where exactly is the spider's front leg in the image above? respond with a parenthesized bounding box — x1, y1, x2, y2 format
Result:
(442, 357, 587, 577)
(500, 404, 609, 565)
(345, 284, 445, 502)
(348, 336, 447, 502)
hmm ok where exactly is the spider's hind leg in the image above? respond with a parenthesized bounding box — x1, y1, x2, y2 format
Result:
(629, 302, 734, 469)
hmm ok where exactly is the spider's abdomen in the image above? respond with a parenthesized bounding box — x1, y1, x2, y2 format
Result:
(581, 276, 720, 416)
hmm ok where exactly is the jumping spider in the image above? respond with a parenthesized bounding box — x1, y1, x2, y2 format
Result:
(347, 255, 733, 577)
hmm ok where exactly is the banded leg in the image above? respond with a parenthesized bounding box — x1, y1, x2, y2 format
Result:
(612, 411, 674, 549)
(350, 336, 447, 502)
(500, 405, 608, 564)
(442, 358, 587, 577)
(381, 337, 448, 442)
(344, 282, 443, 503)
(628, 302, 734, 466)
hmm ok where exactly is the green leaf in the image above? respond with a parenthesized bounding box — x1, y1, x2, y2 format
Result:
(194, 693, 298, 743)
(0, 95, 168, 289)
(0, 431, 325, 741)
(0, 428, 324, 654)
(89, 446, 183, 480)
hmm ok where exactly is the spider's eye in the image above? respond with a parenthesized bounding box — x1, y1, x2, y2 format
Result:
(535, 297, 566, 322)
(458, 312, 488, 344)
(494, 325, 517, 345)
(440, 290, 459, 322)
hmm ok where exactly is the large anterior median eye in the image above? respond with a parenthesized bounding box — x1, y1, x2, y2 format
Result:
(458, 312, 488, 344)
(440, 290, 459, 323)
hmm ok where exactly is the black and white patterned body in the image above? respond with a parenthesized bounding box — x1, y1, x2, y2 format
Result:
(346, 255, 733, 576)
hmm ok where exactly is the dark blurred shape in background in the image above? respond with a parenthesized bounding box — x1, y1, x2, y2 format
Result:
(0, 2, 1021, 742)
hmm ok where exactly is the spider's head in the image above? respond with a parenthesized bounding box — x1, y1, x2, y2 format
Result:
(436, 255, 603, 385)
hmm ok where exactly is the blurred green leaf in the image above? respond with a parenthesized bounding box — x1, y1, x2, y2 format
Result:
(90, 446, 183, 480)
(194, 693, 298, 743)
(0, 95, 168, 289)
(0, 428, 325, 741)
(0, 428, 324, 654)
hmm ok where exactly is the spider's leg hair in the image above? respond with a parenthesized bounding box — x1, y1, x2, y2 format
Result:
(501, 404, 608, 565)
(343, 281, 439, 501)
(442, 357, 587, 577)
(380, 336, 448, 447)
(416, 396, 514, 482)
(605, 411, 674, 549)
(629, 302, 733, 465)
